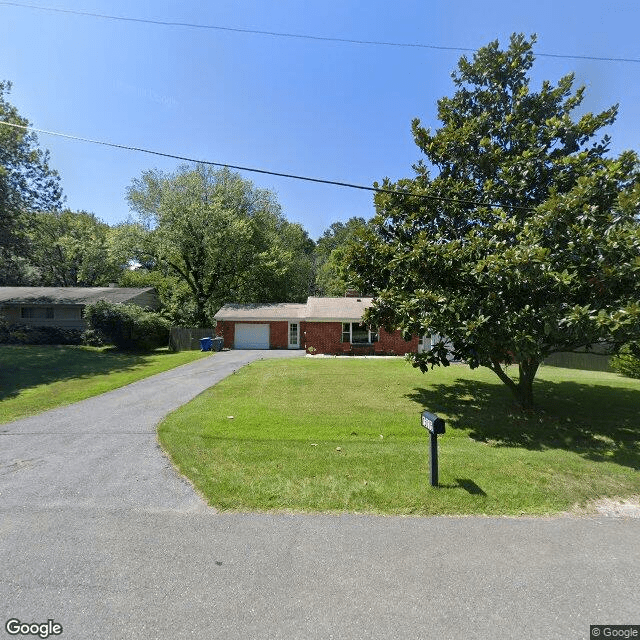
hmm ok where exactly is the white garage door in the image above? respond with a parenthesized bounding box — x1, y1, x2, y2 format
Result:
(235, 324, 270, 349)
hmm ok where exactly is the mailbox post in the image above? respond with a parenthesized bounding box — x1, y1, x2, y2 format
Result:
(421, 411, 445, 487)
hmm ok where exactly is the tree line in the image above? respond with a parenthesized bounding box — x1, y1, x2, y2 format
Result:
(0, 79, 366, 326)
(2, 32, 640, 408)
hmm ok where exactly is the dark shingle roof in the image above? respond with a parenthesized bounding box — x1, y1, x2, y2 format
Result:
(0, 287, 156, 305)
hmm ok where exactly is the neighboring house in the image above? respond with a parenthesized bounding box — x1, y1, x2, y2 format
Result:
(214, 296, 419, 354)
(0, 286, 159, 330)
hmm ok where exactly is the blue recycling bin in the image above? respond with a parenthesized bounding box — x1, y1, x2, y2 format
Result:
(199, 337, 213, 352)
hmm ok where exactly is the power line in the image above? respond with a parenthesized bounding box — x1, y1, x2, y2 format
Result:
(0, 120, 532, 211)
(2, 1, 639, 64)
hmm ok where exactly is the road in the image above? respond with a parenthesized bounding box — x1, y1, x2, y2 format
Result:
(1, 349, 637, 639)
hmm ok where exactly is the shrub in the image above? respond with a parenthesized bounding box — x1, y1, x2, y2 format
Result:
(611, 343, 640, 379)
(0, 314, 8, 342)
(81, 328, 105, 347)
(84, 300, 170, 351)
(0, 323, 84, 345)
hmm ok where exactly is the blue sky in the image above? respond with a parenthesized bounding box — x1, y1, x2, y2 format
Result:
(1, 0, 639, 240)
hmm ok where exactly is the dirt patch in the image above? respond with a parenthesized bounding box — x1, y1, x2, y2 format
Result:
(577, 496, 640, 518)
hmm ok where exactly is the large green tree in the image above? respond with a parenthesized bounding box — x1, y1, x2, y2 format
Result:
(29, 209, 122, 286)
(348, 34, 640, 410)
(0, 81, 64, 284)
(314, 217, 370, 296)
(126, 164, 313, 326)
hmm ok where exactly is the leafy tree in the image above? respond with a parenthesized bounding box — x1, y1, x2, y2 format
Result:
(126, 164, 311, 325)
(275, 221, 316, 301)
(118, 266, 201, 326)
(348, 34, 640, 410)
(315, 217, 369, 295)
(84, 300, 170, 351)
(0, 81, 64, 284)
(29, 209, 122, 286)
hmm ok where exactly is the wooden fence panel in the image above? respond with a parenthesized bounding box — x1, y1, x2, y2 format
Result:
(169, 327, 217, 352)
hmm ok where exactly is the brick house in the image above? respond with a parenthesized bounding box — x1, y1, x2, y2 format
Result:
(214, 296, 419, 355)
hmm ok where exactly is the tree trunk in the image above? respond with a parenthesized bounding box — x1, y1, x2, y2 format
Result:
(515, 360, 539, 411)
(194, 299, 210, 329)
(489, 358, 539, 411)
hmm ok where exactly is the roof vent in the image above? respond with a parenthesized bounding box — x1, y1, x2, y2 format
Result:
(345, 289, 360, 298)
(108, 283, 118, 288)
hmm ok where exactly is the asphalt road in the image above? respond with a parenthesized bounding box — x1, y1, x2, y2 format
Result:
(1, 349, 638, 639)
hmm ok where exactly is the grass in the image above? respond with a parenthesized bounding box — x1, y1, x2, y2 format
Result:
(158, 358, 640, 516)
(0, 344, 209, 424)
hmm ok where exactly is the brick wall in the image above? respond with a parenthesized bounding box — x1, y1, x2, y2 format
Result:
(219, 319, 418, 354)
(302, 322, 418, 355)
(216, 321, 234, 348)
(377, 329, 419, 355)
(302, 322, 347, 354)
(269, 321, 289, 349)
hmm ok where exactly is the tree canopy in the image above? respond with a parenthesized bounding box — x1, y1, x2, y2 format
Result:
(28, 209, 122, 286)
(348, 34, 640, 409)
(125, 164, 314, 326)
(314, 217, 370, 296)
(0, 81, 64, 284)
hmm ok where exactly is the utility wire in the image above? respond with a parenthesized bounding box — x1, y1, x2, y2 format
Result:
(2, 1, 639, 64)
(0, 120, 532, 211)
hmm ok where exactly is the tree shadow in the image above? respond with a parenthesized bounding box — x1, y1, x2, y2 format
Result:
(0, 345, 160, 401)
(406, 377, 640, 470)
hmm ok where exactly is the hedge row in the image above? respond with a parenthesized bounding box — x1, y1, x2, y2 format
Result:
(0, 323, 84, 346)
(0, 301, 170, 352)
(83, 301, 170, 351)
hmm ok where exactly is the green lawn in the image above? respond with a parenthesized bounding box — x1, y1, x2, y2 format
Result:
(159, 358, 640, 516)
(0, 345, 209, 424)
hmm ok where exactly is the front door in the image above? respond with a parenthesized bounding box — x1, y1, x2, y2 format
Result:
(288, 321, 300, 349)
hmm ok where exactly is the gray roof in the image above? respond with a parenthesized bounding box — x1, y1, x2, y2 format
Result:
(214, 302, 308, 321)
(305, 296, 372, 321)
(0, 287, 156, 305)
(214, 297, 373, 322)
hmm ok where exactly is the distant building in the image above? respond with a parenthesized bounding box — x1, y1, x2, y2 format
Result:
(214, 296, 419, 355)
(0, 286, 159, 330)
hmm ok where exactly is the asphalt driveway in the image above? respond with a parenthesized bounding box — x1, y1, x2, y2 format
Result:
(0, 349, 304, 511)
(1, 349, 637, 639)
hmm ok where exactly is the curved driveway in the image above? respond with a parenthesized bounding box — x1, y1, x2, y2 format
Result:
(0, 349, 637, 639)
(0, 349, 302, 511)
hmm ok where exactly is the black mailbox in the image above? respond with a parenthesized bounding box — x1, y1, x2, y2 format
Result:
(421, 411, 445, 435)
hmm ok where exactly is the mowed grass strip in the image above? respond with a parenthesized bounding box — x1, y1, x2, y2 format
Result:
(158, 358, 640, 516)
(0, 345, 209, 423)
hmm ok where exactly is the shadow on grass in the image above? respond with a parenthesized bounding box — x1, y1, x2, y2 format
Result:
(407, 377, 640, 470)
(436, 479, 488, 495)
(455, 478, 487, 495)
(0, 345, 160, 401)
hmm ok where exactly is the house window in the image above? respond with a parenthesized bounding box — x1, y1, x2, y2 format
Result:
(20, 306, 54, 319)
(341, 322, 378, 344)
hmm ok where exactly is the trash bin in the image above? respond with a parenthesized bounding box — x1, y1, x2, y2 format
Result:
(199, 337, 213, 352)
(212, 337, 224, 352)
